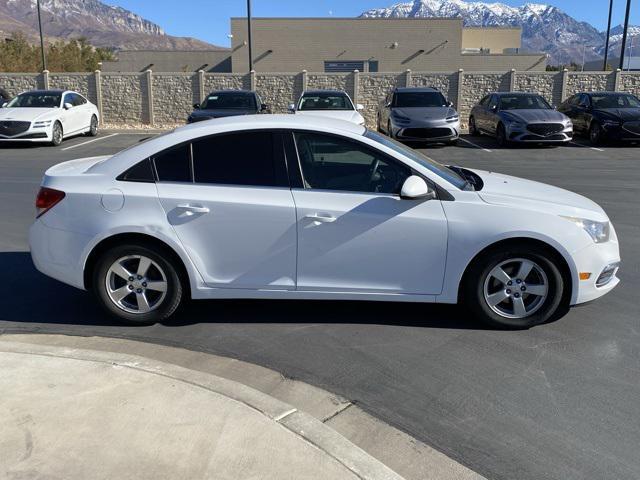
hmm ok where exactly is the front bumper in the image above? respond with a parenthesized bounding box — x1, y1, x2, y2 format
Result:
(392, 119, 460, 142)
(508, 123, 573, 143)
(29, 219, 90, 290)
(0, 123, 52, 142)
(571, 235, 621, 305)
(600, 122, 640, 142)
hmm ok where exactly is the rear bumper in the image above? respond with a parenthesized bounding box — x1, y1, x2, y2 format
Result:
(29, 219, 90, 290)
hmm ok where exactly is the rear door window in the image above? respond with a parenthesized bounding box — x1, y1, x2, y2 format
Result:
(153, 144, 192, 183)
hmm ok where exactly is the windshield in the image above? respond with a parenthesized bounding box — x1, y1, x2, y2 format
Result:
(299, 93, 354, 111)
(591, 94, 640, 109)
(201, 92, 256, 110)
(7, 92, 61, 108)
(395, 92, 447, 108)
(364, 130, 469, 190)
(499, 95, 551, 110)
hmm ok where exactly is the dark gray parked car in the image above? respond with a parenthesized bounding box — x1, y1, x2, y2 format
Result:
(188, 90, 269, 123)
(377, 87, 460, 145)
(469, 92, 573, 146)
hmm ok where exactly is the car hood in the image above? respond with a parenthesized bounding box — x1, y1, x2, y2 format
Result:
(296, 110, 364, 124)
(500, 109, 568, 123)
(594, 108, 640, 122)
(190, 109, 254, 119)
(471, 168, 607, 220)
(0, 107, 59, 122)
(393, 106, 455, 121)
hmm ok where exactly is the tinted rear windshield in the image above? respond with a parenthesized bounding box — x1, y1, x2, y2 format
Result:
(499, 95, 551, 110)
(7, 92, 61, 108)
(395, 92, 447, 108)
(201, 92, 256, 110)
(299, 93, 353, 111)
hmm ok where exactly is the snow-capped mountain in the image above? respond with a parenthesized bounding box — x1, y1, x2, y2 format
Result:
(361, 0, 624, 65)
(0, 0, 218, 50)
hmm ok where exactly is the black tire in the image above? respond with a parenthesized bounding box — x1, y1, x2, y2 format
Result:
(496, 123, 508, 147)
(589, 122, 603, 146)
(462, 246, 564, 329)
(93, 243, 183, 325)
(468, 116, 479, 136)
(87, 115, 98, 137)
(50, 121, 63, 146)
(387, 121, 394, 139)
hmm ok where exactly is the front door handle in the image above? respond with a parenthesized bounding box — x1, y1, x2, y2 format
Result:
(305, 213, 336, 223)
(176, 204, 210, 214)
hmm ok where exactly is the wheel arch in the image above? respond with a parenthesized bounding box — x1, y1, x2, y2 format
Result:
(457, 237, 573, 306)
(83, 232, 191, 298)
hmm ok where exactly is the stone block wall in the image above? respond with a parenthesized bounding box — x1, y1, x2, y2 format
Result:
(2, 69, 640, 128)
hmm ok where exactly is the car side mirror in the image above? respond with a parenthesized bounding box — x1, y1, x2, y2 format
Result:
(288, 103, 296, 113)
(490, 105, 498, 112)
(447, 100, 454, 107)
(385, 102, 392, 108)
(63, 102, 73, 110)
(261, 103, 269, 112)
(356, 103, 364, 111)
(193, 103, 200, 109)
(400, 176, 436, 200)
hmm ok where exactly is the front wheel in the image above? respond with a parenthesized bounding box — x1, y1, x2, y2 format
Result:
(589, 122, 603, 146)
(468, 116, 479, 136)
(496, 123, 509, 147)
(93, 244, 183, 324)
(50, 121, 63, 146)
(462, 248, 564, 329)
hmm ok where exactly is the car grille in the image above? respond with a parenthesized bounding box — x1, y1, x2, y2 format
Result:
(0, 120, 31, 136)
(403, 127, 452, 138)
(622, 121, 640, 135)
(526, 123, 564, 136)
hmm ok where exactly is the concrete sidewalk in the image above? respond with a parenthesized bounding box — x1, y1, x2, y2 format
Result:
(0, 341, 403, 480)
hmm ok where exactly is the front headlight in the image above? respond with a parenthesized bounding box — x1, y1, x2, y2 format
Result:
(602, 119, 620, 127)
(562, 216, 610, 243)
(565, 120, 573, 128)
(445, 115, 459, 123)
(33, 120, 52, 128)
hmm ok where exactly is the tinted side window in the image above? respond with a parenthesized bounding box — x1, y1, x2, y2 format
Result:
(63, 93, 74, 106)
(294, 132, 411, 194)
(118, 158, 155, 183)
(192, 131, 284, 187)
(74, 94, 87, 106)
(153, 144, 191, 182)
(479, 95, 490, 107)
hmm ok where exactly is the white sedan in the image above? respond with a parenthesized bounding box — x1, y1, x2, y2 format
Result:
(29, 115, 620, 328)
(289, 90, 366, 125)
(0, 89, 99, 146)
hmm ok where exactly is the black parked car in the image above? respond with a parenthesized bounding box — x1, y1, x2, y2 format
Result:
(0, 88, 10, 105)
(188, 90, 269, 123)
(558, 91, 640, 145)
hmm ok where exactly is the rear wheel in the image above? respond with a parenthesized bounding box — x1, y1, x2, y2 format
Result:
(462, 247, 564, 329)
(93, 244, 183, 324)
(50, 121, 63, 146)
(87, 115, 98, 137)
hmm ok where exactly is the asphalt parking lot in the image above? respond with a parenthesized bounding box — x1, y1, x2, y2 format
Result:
(1, 131, 639, 480)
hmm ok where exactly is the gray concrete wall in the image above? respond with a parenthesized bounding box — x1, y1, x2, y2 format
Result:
(2, 70, 639, 128)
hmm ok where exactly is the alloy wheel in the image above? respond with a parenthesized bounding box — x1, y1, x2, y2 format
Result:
(483, 258, 548, 319)
(105, 255, 168, 314)
(90, 116, 98, 136)
(52, 123, 63, 145)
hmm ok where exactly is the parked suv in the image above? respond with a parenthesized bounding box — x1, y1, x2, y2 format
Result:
(469, 92, 573, 146)
(377, 87, 460, 145)
(558, 91, 640, 145)
(188, 90, 269, 123)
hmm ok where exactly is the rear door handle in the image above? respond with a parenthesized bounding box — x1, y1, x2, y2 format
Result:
(305, 213, 336, 223)
(176, 204, 210, 214)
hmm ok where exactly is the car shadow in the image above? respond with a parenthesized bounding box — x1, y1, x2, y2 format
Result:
(0, 251, 492, 331)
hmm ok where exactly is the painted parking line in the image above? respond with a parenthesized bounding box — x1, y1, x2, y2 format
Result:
(60, 133, 119, 151)
(570, 141, 605, 153)
(458, 137, 493, 153)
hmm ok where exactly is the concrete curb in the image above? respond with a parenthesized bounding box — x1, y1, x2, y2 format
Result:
(0, 339, 404, 480)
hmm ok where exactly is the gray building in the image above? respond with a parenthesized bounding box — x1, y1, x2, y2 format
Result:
(230, 18, 547, 73)
(101, 50, 231, 73)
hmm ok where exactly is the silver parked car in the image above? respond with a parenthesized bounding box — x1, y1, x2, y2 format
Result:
(378, 87, 460, 145)
(469, 92, 573, 146)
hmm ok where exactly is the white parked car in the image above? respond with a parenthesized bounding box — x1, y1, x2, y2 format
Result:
(29, 115, 620, 328)
(0, 89, 99, 146)
(289, 90, 366, 125)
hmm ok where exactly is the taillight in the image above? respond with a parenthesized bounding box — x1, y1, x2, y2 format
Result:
(35, 187, 65, 218)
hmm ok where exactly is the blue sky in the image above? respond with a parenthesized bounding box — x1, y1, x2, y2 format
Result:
(110, 0, 638, 46)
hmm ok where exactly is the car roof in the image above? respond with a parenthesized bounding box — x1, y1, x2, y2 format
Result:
(205, 90, 256, 95)
(20, 89, 66, 94)
(583, 91, 628, 96)
(493, 92, 542, 97)
(394, 87, 441, 93)
(302, 90, 348, 95)
(98, 114, 366, 175)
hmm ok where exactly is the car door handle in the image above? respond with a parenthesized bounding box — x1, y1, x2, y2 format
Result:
(176, 204, 210, 214)
(305, 213, 336, 223)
